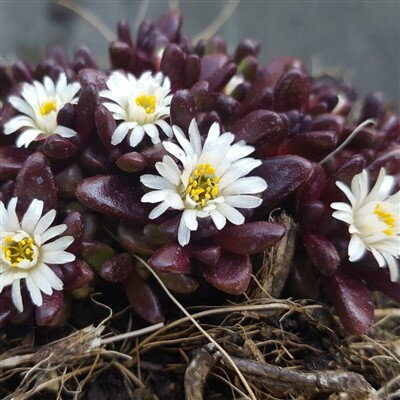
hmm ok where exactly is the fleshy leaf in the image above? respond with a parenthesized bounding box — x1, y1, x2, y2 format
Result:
(148, 243, 191, 274)
(100, 253, 133, 283)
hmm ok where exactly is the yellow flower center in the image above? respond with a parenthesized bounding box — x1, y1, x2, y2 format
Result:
(39, 100, 58, 116)
(186, 163, 220, 208)
(136, 94, 157, 114)
(2, 236, 35, 267)
(374, 204, 395, 236)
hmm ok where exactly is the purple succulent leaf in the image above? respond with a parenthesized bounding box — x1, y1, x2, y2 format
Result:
(214, 222, 286, 256)
(158, 273, 199, 294)
(208, 62, 237, 92)
(191, 243, 221, 266)
(118, 221, 161, 255)
(100, 253, 133, 283)
(234, 38, 261, 62)
(78, 68, 108, 89)
(62, 260, 94, 290)
(76, 175, 150, 223)
(109, 41, 134, 71)
(35, 290, 64, 327)
(14, 152, 58, 215)
(200, 54, 228, 81)
(43, 134, 78, 160)
(160, 44, 185, 90)
(303, 233, 340, 276)
(116, 151, 148, 173)
(232, 110, 288, 145)
(95, 104, 117, 151)
(0, 289, 16, 328)
(201, 253, 252, 295)
(156, 10, 182, 42)
(323, 269, 374, 334)
(183, 54, 201, 88)
(254, 155, 313, 207)
(123, 268, 164, 324)
(278, 131, 338, 161)
(0, 146, 32, 181)
(117, 19, 133, 46)
(76, 83, 99, 143)
(62, 211, 84, 255)
(12, 60, 34, 83)
(55, 163, 84, 198)
(170, 89, 196, 132)
(57, 103, 77, 129)
(79, 142, 112, 174)
(149, 243, 191, 274)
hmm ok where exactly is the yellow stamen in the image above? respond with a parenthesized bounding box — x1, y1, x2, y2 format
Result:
(2, 235, 35, 267)
(136, 94, 157, 114)
(374, 204, 396, 236)
(40, 100, 57, 116)
(185, 163, 220, 209)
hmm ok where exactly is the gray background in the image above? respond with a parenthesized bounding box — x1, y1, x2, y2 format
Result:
(1, 0, 399, 110)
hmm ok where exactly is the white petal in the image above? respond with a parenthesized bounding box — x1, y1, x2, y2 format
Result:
(4, 115, 35, 135)
(129, 125, 146, 147)
(222, 177, 267, 195)
(8, 96, 35, 118)
(34, 209, 57, 236)
(111, 123, 130, 145)
(40, 224, 67, 244)
(38, 263, 63, 290)
(16, 129, 41, 148)
(11, 279, 24, 312)
(141, 189, 172, 203)
(143, 123, 160, 139)
(41, 250, 76, 264)
(41, 236, 74, 252)
(188, 119, 202, 156)
(178, 217, 191, 246)
(149, 202, 169, 219)
(156, 119, 173, 137)
(225, 195, 263, 209)
(332, 211, 353, 224)
(335, 181, 356, 206)
(165, 193, 185, 209)
(140, 174, 175, 190)
(156, 159, 181, 186)
(384, 254, 399, 282)
(6, 197, 21, 232)
(31, 268, 53, 295)
(348, 235, 366, 262)
(173, 125, 194, 157)
(163, 141, 187, 164)
(217, 203, 245, 225)
(25, 275, 43, 307)
(54, 125, 77, 138)
(182, 209, 198, 231)
(330, 202, 353, 213)
(21, 199, 44, 234)
(210, 209, 227, 230)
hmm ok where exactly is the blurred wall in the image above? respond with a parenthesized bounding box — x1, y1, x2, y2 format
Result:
(1, 0, 399, 109)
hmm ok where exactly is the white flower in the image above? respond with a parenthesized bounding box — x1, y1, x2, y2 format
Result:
(4, 73, 80, 148)
(0, 198, 75, 312)
(100, 70, 173, 148)
(331, 168, 400, 281)
(140, 119, 267, 246)
(223, 74, 245, 96)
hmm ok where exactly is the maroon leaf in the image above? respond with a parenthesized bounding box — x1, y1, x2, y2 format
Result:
(149, 243, 191, 274)
(43, 134, 78, 159)
(76, 175, 149, 223)
(170, 90, 196, 132)
(117, 19, 133, 46)
(201, 253, 252, 295)
(100, 253, 133, 283)
(35, 290, 64, 327)
(367, 147, 400, 177)
(78, 68, 108, 88)
(215, 222, 286, 255)
(200, 54, 228, 81)
(156, 10, 182, 42)
(208, 62, 236, 91)
(303, 233, 340, 276)
(79, 241, 115, 271)
(62, 260, 94, 290)
(0, 146, 31, 181)
(278, 131, 337, 161)
(140, 143, 169, 167)
(357, 268, 400, 302)
(63, 211, 84, 255)
(55, 163, 84, 198)
(323, 269, 374, 334)
(14, 152, 58, 214)
(159, 273, 199, 294)
(76, 83, 99, 142)
(183, 54, 200, 88)
(118, 222, 161, 256)
(160, 44, 185, 90)
(232, 110, 288, 145)
(191, 244, 221, 266)
(0, 290, 16, 328)
(95, 104, 116, 151)
(116, 151, 147, 173)
(255, 155, 313, 207)
(123, 269, 164, 324)
(274, 67, 309, 112)
(234, 38, 260, 62)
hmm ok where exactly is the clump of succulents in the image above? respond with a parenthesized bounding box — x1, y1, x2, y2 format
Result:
(0, 11, 398, 333)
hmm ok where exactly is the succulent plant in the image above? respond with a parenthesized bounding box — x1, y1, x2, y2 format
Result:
(0, 10, 398, 333)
